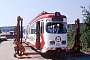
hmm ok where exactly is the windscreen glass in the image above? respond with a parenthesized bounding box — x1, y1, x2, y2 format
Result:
(46, 23, 67, 34)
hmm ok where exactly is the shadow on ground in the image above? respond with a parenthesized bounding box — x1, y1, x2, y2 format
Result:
(40, 51, 66, 60)
(40, 51, 90, 60)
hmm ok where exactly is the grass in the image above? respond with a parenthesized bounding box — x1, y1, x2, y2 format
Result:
(68, 41, 74, 49)
(68, 41, 90, 51)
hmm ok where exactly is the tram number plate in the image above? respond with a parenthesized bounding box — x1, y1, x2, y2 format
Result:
(56, 43, 60, 46)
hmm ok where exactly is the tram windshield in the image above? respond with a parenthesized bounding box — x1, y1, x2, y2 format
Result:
(46, 23, 67, 34)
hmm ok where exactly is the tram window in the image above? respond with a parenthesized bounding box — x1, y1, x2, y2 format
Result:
(29, 28, 30, 34)
(46, 23, 67, 34)
(31, 23, 36, 34)
(41, 22, 44, 33)
(31, 29, 36, 34)
(46, 23, 52, 33)
(23, 29, 26, 34)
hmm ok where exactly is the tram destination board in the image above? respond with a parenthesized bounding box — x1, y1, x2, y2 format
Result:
(52, 18, 63, 21)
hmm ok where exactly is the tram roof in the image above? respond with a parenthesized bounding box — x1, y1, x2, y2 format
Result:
(28, 11, 66, 25)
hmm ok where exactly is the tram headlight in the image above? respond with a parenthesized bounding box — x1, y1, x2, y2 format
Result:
(50, 41, 55, 45)
(61, 41, 66, 45)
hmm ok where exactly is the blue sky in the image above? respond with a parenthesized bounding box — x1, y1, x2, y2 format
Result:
(0, 0, 90, 26)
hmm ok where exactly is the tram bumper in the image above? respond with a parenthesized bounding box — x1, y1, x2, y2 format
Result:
(41, 47, 68, 53)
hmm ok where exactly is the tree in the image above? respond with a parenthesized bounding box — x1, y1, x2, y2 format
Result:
(68, 25, 76, 48)
(80, 6, 90, 47)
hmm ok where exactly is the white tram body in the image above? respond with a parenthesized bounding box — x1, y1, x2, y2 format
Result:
(23, 11, 68, 53)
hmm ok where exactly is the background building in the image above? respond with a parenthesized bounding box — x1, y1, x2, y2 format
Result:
(68, 23, 84, 30)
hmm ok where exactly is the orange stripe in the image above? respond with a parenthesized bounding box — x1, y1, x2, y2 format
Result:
(40, 33, 45, 49)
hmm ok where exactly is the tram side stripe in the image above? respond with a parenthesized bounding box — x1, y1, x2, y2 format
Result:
(40, 33, 45, 49)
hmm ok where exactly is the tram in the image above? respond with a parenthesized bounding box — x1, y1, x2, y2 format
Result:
(23, 11, 68, 53)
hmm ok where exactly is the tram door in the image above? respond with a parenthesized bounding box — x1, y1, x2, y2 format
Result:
(36, 21, 40, 50)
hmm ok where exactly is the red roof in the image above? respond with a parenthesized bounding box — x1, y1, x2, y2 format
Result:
(29, 12, 66, 25)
